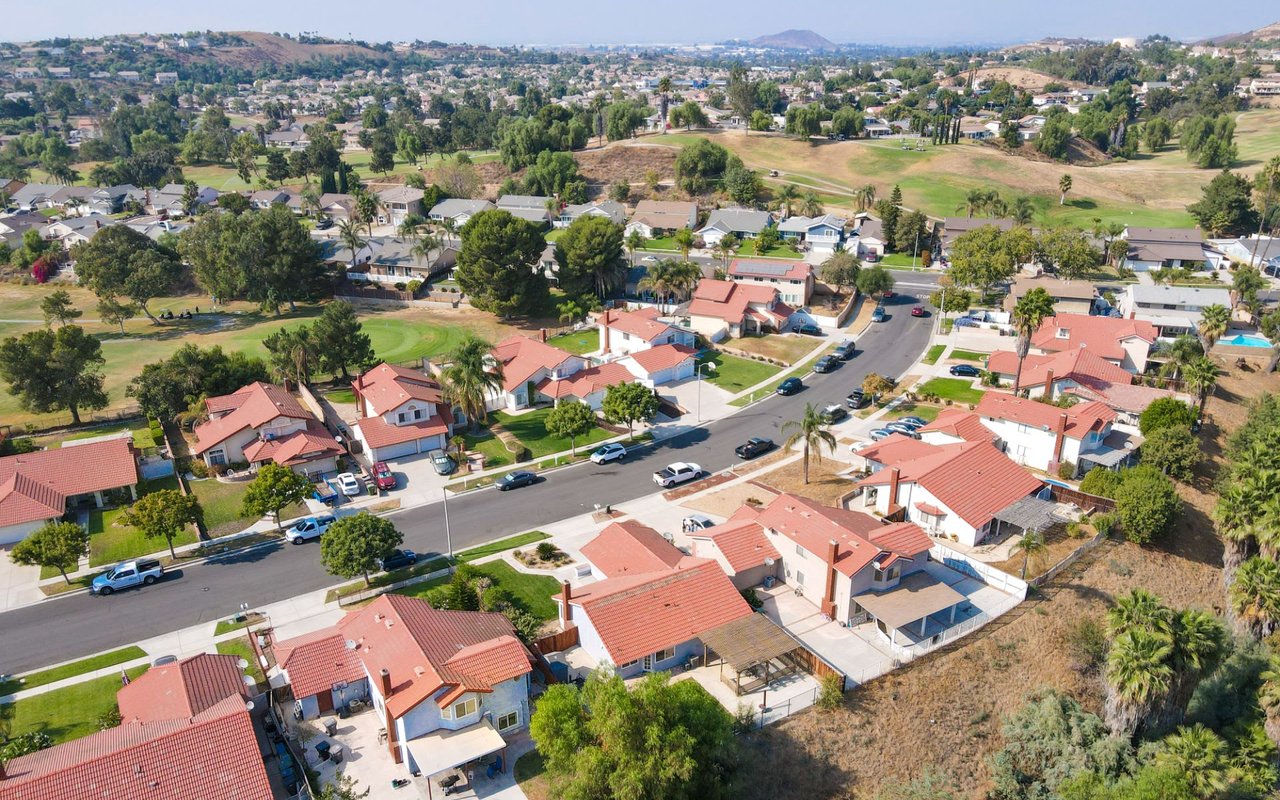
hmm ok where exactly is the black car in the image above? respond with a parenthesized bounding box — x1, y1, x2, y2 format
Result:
(496, 471, 538, 491)
(378, 549, 418, 571)
(846, 389, 869, 409)
(949, 364, 982, 377)
(792, 322, 822, 336)
(314, 216, 334, 230)
(820, 404, 849, 424)
(832, 341, 857, 361)
(735, 438, 775, 460)
(776, 377, 804, 396)
(813, 355, 840, 374)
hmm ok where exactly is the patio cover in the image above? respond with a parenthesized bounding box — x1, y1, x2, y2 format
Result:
(992, 495, 1063, 533)
(404, 718, 507, 778)
(854, 572, 965, 630)
(1080, 430, 1143, 468)
(699, 613, 803, 673)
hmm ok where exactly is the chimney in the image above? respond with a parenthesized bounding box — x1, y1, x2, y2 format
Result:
(1043, 369, 1055, 398)
(560, 581, 573, 627)
(888, 467, 901, 508)
(602, 310, 611, 354)
(539, 328, 547, 343)
(1052, 412, 1069, 467)
(822, 539, 838, 619)
(378, 668, 391, 697)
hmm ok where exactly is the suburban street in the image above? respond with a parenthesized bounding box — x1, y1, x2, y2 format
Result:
(0, 271, 938, 674)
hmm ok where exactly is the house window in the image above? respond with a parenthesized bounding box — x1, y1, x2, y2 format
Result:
(874, 565, 900, 583)
(444, 697, 479, 719)
(795, 569, 805, 585)
(497, 711, 519, 731)
(397, 412, 408, 424)
(208, 450, 226, 466)
(795, 543, 804, 557)
(413, 408, 424, 421)
(654, 648, 675, 663)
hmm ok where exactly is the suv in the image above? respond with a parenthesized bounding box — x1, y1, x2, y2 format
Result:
(820, 404, 849, 424)
(590, 443, 627, 464)
(832, 341, 857, 361)
(92, 560, 165, 595)
(286, 515, 336, 544)
(378, 549, 417, 571)
(373, 461, 397, 491)
(813, 355, 840, 374)
(776, 377, 803, 396)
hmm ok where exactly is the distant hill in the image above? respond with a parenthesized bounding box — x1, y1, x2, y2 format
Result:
(177, 31, 384, 68)
(1195, 20, 1280, 45)
(749, 29, 836, 50)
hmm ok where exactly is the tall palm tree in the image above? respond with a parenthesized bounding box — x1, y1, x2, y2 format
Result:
(410, 232, 442, 267)
(781, 403, 837, 485)
(1104, 627, 1174, 739)
(336, 219, 367, 272)
(1058, 173, 1073, 206)
(1107, 588, 1174, 638)
(1216, 469, 1280, 596)
(673, 228, 695, 261)
(439, 335, 503, 432)
(1197, 304, 1230, 351)
(957, 188, 986, 218)
(800, 191, 824, 217)
(1013, 530, 1047, 579)
(857, 184, 877, 213)
(1229, 556, 1280, 640)
(1011, 288, 1056, 395)
(1258, 657, 1280, 746)
(638, 260, 679, 311)
(1182, 356, 1218, 415)
(777, 183, 799, 218)
(1156, 335, 1203, 382)
(670, 260, 704, 302)
(713, 233, 739, 269)
(1152, 725, 1230, 798)
(1010, 196, 1034, 226)
(987, 194, 1009, 219)
(625, 229, 646, 267)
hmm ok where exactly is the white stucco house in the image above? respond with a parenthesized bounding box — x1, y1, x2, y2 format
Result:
(351, 362, 456, 462)
(192, 382, 343, 475)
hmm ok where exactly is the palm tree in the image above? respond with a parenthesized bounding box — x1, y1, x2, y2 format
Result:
(1011, 288, 1056, 395)
(1010, 196, 1034, 226)
(1197, 304, 1230, 351)
(673, 227, 695, 261)
(1107, 588, 1174, 638)
(410, 232, 442, 267)
(713, 233, 739, 269)
(1058, 173, 1072, 205)
(781, 403, 837, 485)
(958, 188, 986, 218)
(1153, 725, 1230, 798)
(439, 335, 503, 432)
(1182, 356, 1218, 415)
(669, 260, 704, 302)
(777, 183, 799, 218)
(857, 184, 877, 213)
(1229, 556, 1280, 640)
(1104, 627, 1173, 739)
(800, 191, 824, 217)
(638, 260, 679, 311)
(987, 194, 1009, 219)
(1216, 469, 1280, 596)
(336, 219, 367, 272)
(1156, 335, 1203, 382)
(557, 299, 585, 328)
(625, 229, 647, 267)
(1012, 530, 1047, 579)
(1258, 658, 1280, 746)
(545, 196, 561, 225)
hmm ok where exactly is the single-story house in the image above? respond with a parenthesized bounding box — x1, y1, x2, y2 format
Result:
(617, 344, 699, 385)
(556, 200, 626, 228)
(117, 653, 253, 725)
(273, 627, 369, 720)
(192, 382, 343, 474)
(1003, 275, 1098, 316)
(351, 362, 456, 462)
(1122, 227, 1210, 272)
(940, 217, 1014, 255)
(0, 438, 140, 545)
(428, 199, 495, 227)
(625, 200, 698, 238)
(696, 208, 773, 245)
(496, 195, 553, 226)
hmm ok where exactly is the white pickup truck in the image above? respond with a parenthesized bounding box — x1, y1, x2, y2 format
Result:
(653, 462, 704, 488)
(92, 559, 165, 595)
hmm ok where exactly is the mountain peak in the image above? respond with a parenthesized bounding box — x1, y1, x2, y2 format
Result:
(748, 29, 836, 50)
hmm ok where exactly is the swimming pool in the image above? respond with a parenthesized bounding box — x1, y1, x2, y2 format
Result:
(1222, 334, 1273, 348)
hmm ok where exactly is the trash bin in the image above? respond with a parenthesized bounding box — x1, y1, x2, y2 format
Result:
(323, 718, 338, 736)
(329, 744, 343, 764)
(315, 741, 332, 761)
(763, 575, 776, 589)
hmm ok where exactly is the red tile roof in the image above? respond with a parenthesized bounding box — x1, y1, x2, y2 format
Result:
(275, 628, 367, 701)
(492, 336, 579, 392)
(0, 439, 138, 528)
(568, 560, 752, 665)
(193, 382, 313, 454)
(354, 412, 450, 450)
(338, 595, 531, 719)
(986, 348, 1134, 390)
(581, 520, 687, 577)
(755, 493, 931, 578)
(624, 344, 697, 376)
(536, 361, 633, 400)
(353, 362, 445, 415)
(688, 279, 790, 325)
(241, 421, 343, 467)
(917, 409, 995, 444)
(0, 696, 271, 800)
(117, 653, 251, 725)
(859, 441, 1044, 529)
(855, 433, 939, 466)
(976, 393, 1115, 439)
(599, 307, 675, 343)
(1031, 313, 1157, 363)
(728, 258, 810, 281)
(692, 520, 780, 574)
(1065, 377, 1179, 414)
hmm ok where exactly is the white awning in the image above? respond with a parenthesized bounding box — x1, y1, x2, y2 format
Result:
(404, 718, 507, 778)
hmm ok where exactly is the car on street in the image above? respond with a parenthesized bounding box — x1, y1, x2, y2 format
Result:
(314, 216, 334, 230)
(792, 322, 822, 336)
(950, 364, 982, 377)
(899, 416, 929, 428)
(285, 514, 337, 544)
(911, 306, 926, 317)
(682, 514, 716, 532)
(590, 443, 627, 464)
(373, 462, 397, 491)
(846, 389, 869, 409)
(336, 472, 362, 496)
(496, 471, 538, 491)
(735, 437, 775, 460)
(821, 404, 849, 424)
(868, 428, 894, 441)
(871, 306, 886, 323)
(813, 355, 840, 373)
(882, 291, 896, 299)
(832, 341, 857, 360)
(776, 377, 804, 396)
(377, 549, 417, 572)
(429, 448, 456, 476)
(91, 559, 166, 595)
(152, 655, 178, 666)
(653, 462, 704, 488)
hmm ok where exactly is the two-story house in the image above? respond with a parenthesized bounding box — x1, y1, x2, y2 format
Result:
(193, 382, 343, 474)
(985, 346, 1137, 400)
(696, 208, 773, 245)
(1029, 313, 1158, 374)
(973, 394, 1139, 476)
(624, 200, 699, 238)
(376, 186, 425, 227)
(351, 363, 456, 462)
(685, 278, 794, 341)
(596, 307, 697, 357)
(1116, 284, 1233, 339)
(776, 214, 846, 255)
(727, 258, 814, 306)
(490, 335, 636, 411)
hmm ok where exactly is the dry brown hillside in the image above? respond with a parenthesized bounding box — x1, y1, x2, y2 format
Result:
(180, 32, 384, 68)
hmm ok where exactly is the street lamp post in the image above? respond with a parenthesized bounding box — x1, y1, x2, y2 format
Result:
(441, 488, 453, 559)
(696, 362, 716, 422)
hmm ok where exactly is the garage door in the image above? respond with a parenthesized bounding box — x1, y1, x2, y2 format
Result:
(372, 440, 421, 462)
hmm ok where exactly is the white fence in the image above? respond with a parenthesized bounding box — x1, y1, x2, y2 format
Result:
(892, 592, 1024, 662)
(929, 543, 1029, 600)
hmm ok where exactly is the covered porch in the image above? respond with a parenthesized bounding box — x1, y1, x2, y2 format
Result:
(853, 571, 966, 649)
(405, 719, 513, 799)
(698, 613, 811, 696)
(1077, 429, 1143, 475)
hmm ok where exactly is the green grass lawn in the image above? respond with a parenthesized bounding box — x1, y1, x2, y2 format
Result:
(325, 556, 452, 602)
(882, 403, 942, 423)
(215, 637, 265, 688)
(323, 387, 356, 404)
(43, 424, 157, 450)
(640, 236, 680, 251)
(698, 351, 782, 394)
(880, 253, 924, 267)
(188, 478, 306, 538)
(918, 377, 986, 405)
(547, 329, 599, 356)
(397, 560, 561, 621)
(462, 429, 514, 468)
(87, 477, 196, 567)
(729, 344, 836, 408)
(922, 344, 946, 365)
(736, 241, 802, 259)
(0, 666, 148, 744)
(0, 646, 146, 697)
(493, 408, 614, 459)
(456, 531, 549, 563)
(947, 349, 987, 362)
(544, 229, 566, 243)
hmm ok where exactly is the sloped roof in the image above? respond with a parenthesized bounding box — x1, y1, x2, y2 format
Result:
(0, 439, 138, 528)
(117, 653, 251, 725)
(241, 422, 343, 467)
(492, 336, 578, 393)
(600, 307, 675, 342)
(694, 519, 780, 574)
(1065, 377, 1180, 414)
(728, 258, 810, 281)
(353, 362, 444, 415)
(624, 344, 697, 376)
(917, 408, 995, 444)
(1031, 313, 1157, 362)
(986, 347, 1135, 389)
(754, 493, 931, 578)
(275, 628, 368, 701)
(629, 200, 697, 230)
(581, 520, 687, 577)
(855, 433, 940, 465)
(193, 382, 314, 454)
(355, 413, 450, 450)
(976, 393, 1115, 439)
(688, 279, 787, 324)
(536, 362, 632, 400)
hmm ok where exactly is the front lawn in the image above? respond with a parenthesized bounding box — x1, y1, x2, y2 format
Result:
(547, 329, 599, 356)
(397, 560, 561, 621)
(1, 666, 149, 744)
(947, 349, 987, 363)
(736, 241, 802, 259)
(216, 637, 266, 688)
(698, 351, 782, 394)
(922, 344, 946, 365)
(640, 236, 680, 251)
(188, 478, 306, 538)
(729, 344, 837, 408)
(456, 531, 549, 563)
(882, 403, 942, 423)
(461, 429, 514, 468)
(87, 477, 194, 567)
(0, 646, 146, 697)
(493, 408, 614, 459)
(544, 229, 565, 243)
(918, 377, 986, 405)
(325, 556, 452, 603)
(879, 253, 923, 267)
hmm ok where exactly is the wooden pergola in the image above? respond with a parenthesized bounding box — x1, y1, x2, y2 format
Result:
(699, 614, 807, 696)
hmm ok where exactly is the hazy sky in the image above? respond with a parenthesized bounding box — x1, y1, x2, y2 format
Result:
(6, 1, 1276, 46)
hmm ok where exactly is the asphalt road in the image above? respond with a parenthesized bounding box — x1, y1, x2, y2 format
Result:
(0, 272, 938, 674)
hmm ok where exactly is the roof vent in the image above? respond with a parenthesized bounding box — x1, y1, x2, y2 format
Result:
(414, 666, 426, 676)
(373, 613, 382, 623)
(385, 619, 394, 629)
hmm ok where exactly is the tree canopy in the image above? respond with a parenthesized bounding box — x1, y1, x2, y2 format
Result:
(320, 512, 403, 586)
(71, 226, 183, 321)
(553, 216, 626, 303)
(454, 209, 550, 317)
(128, 344, 269, 422)
(0, 325, 107, 425)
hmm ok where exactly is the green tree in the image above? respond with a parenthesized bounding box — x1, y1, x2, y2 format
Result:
(1182, 355, 1219, 415)
(776, 183, 799, 217)
(262, 325, 318, 385)
(523, 150, 583, 198)
(1038, 229, 1102, 281)
(1151, 724, 1231, 798)
(127, 344, 269, 422)
(39, 289, 81, 327)
(674, 227, 695, 261)
(625, 228, 647, 267)
(310, 301, 374, 380)
(784, 104, 822, 139)
(1229, 557, 1280, 640)
(1181, 114, 1237, 169)
(1036, 116, 1072, 160)
(1139, 397, 1197, 435)
(674, 138, 731, 195)
(0, 325, 107, 424)
(320, 512, 403, 586)
(544, 400, 597, 455)
(782, 403, 837, 485)
(71, 226, 182, 323)
(553, 216, 626, 302)
(722, 160, 761, 206)
(1058, 174, 1073, 205)
(1140, 426, 1202, 482)
(947, 226, 1022, 294)
(453, 209, 549, 317)
(314, 773, 370, 800)
(820, 251, 861, 295)
(829, 107, 864, 139)
(601, 382, 659, 439)
(856, 264, 895, 298)
(1187, 169, 1259, 238)
(241, 462, 312, 528)
(120, 489, 201, 559)
(1142, 117, 1173, 151)
(440, 334, 503, 432)
(1113, 466, 1181, 545)
(1011, 288, 1057, 395)
(10, 521, 90, 584)
(1013, 530, 1048, 580)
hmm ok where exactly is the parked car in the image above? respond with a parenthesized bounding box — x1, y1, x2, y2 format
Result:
(832, 341, 858, 360)
(899, 416, 929, 428)
(735, 437, 775, 460)
(868, 428, 894, 441)
(871, 306, 886, 323)
(776, 377, 804, 396)
(151, 655, 178, 666)
(682, 514, 716, 532)
(285, 514, 337, 544)
(377, 549, 417, 572)
(813, 355, 840, 374)
(911, 306, 926, 317)
(846, 389, 869, 409)
(428, 448, 456, 476)
(950, 364, 982, 377)
(314, 216, 334, 230)
(882, 291, 896, 299)
(653, 462, 703, 488)
(495, 471, 538, 491)
(92, 559, 166, 595)
(792, 322, 822, 336)
(336, 472, 362, 496)
(590, 443, 627, 464)
(373, 461, 397, 491)
(885, 422, 920, 436)
(821, 404, 849, 424)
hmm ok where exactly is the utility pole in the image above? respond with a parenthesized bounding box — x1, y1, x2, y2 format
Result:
(441, 488, 453, 558)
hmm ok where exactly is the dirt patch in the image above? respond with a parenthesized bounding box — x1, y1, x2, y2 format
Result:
(974, 67, 1082, 92)
(574, 144, 677, 189)
(681, 480, 781, 518)
(728, 333, 823, 364)
(662, 471, 735, 501)
(754, 457, 855, 507)
(184, 32, 383, 68)
(992, 523, 1095, 580)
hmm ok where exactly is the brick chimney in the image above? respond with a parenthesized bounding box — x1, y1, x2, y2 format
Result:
(1043, 369, 1055, 398)
(1052, 412, 1069, 467)
(822, 539, 838, 619)
(560, 580, 573, 627)
(888, 467, 901, 507)
(601, 310, 612, 354)
(539, 328, 547, 343)
(378, 667, 391, 697)
(379, 667, 400, 763)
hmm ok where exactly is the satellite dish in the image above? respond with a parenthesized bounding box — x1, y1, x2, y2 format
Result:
(345, 639, 358, 651)
(243, 675, 256, 687)
(764, 557, 776, 566)
(245, 700, 255, 711)
(237, 658, 249, 670)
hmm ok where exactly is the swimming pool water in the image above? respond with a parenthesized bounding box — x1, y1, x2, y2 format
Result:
(1222, 334, 1272, 348)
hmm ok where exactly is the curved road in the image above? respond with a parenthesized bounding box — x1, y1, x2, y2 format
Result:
(0, 274, 937, 674)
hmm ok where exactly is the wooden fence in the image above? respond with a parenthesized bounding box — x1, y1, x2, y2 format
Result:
(788, 643, 847, 691)
(336, 283, 415, 302)
(1048, 484, 1116, 514)
(532, 626, 579, 654)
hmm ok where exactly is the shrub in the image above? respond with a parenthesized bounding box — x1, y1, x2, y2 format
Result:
(97, 706, 122, 730)
(30, 257, 53, 283)
(733, 702, 757, 734)
(535, 541, 559, 561)
(1056, 461, 1077, 481)
(1066, 521, 1083, 538)
(1, 731, 53, 760)
(1091, 513, 1116, 536)
(394, 282, 407, 291)
(740, 587, 763, 610)
(1063, 615, 1107, 675)
(407, 279, 423, 295)
(1138, 397, 1196, 435)
(1079, 467, 1123, 498)
(816, 673, 845, 711)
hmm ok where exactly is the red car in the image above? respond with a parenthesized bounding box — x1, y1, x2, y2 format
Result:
(911, 306, 926, 317)
(373, 461, 397, 491)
